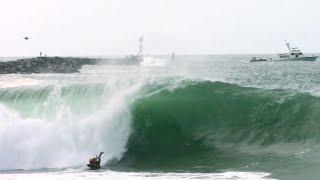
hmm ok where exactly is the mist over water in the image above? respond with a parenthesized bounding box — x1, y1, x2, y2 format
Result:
(0, 55, 320, 179)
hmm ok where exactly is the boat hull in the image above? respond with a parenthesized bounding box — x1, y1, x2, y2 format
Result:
(275, 56, 318, 61)
(250, 59, 267, 62)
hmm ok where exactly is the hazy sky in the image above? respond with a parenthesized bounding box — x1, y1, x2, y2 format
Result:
(0, 0, 319, 56)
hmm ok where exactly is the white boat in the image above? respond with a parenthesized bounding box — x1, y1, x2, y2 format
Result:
(275, 42, 318, 61)
(101, 37, 144, 65)
(127, 36, 144, 62)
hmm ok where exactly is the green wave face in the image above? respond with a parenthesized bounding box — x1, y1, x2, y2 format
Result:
(1, 80, 320, 172)
(120, 81, 320, 170)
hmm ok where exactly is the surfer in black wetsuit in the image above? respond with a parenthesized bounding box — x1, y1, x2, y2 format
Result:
(88, 152, 104, 169)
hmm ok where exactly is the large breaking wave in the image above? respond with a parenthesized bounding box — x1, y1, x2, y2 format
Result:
(1, 79, 320, 171)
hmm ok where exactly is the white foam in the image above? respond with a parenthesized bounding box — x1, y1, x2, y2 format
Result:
(0, 81, 142, 170)
(0, 170, 276, 180)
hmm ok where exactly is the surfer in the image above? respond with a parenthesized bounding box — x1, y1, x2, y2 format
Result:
(87, 152, 104, 169)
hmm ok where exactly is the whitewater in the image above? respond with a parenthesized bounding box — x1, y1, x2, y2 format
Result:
(1, 55, 320, 180)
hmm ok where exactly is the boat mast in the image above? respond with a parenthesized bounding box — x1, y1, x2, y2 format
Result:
(139, 36, 143, 56)
(286, 41, 292, 54)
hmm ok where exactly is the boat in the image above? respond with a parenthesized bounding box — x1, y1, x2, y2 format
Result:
(127, 36, 144, 62)
(105, 37, 144, 65)
(250, 57, 267, 62)
(275, 42, 318, 61)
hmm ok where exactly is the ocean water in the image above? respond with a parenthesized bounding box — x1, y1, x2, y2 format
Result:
(1, 55, 320, 180)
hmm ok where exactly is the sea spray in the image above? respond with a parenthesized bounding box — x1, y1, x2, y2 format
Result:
(0, 81, 142, 170)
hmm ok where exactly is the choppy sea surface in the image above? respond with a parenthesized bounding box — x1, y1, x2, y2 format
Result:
(1, 55, 320, 180)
